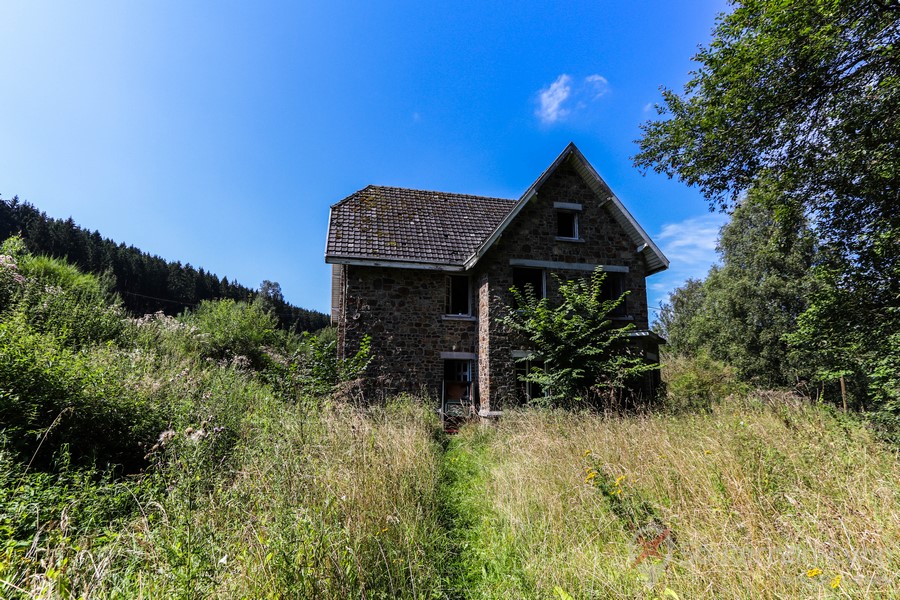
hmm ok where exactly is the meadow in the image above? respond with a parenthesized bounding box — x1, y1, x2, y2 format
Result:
(2, 241, 899, 598)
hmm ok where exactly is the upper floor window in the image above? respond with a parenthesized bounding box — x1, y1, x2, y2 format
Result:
(601, 272, 628, 317)
(446, 275, 471, 315)
(512, 267, 545, 305)
(556, 211, 578, 239)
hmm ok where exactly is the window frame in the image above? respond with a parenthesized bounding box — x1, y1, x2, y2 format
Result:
(556, 210, 579, 240)
(445, 274, 472, 316)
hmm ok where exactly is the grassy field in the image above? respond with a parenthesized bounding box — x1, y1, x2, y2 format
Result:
(3, 244, 900, 598)
(6, 394, 899, 598)
(443, 397, 900, 598)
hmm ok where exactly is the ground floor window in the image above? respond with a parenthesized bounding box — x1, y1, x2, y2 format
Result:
(515, 359, 545, 403)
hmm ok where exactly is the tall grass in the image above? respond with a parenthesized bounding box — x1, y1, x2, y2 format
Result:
(446, 395, 900, 598)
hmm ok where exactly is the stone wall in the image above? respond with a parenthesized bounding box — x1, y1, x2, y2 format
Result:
(473, 157, 651, 409)
(339, 265, 478, 402)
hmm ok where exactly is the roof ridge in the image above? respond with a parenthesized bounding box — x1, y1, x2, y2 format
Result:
(356, 184, 514, 202)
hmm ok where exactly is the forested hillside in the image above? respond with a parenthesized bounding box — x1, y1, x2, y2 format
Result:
(0, 196, 329, 332)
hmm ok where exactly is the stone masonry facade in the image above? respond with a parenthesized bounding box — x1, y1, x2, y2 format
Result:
(327, 144, 668, 412)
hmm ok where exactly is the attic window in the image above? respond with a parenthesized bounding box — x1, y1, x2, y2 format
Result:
(446, 275, 471, 315)
(556, 211, 578, 239)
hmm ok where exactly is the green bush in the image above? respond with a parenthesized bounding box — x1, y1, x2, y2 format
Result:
(661, 350, 748, 411)
(180, 299, 277, 368)
(6, 246, 126, 348)
(0, 317, 164, 470)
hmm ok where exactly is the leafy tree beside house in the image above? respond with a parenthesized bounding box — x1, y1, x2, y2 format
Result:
(502, 268, 656, 409)
(657, 188, 820, 388)
(636, 0, 899, 415)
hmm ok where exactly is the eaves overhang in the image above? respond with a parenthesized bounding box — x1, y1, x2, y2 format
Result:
(325, 255, 466, 272)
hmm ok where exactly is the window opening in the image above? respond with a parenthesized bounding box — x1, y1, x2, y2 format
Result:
(601, 272, 628, 316)
(557, 211, 578, 239)
(516, 359, 545, 403)
(512, 267, 545, 304)
(446, 275, 471, 315)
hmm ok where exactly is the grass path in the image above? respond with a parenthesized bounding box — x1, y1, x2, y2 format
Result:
(436, 430, 534, 599)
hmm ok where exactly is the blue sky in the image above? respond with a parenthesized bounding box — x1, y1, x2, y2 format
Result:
(0, 0, 730, 317)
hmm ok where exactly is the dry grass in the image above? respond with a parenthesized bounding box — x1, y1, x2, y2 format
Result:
(452, 393, 900, 598)
(9, 398, 446, 599)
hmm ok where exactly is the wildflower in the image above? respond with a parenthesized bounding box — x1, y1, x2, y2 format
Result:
(582, 449, 592, 457)
(704, 449, 712, 455)
(615, 474, 627, 486)
(830, 574, 841, 589)
(806, 568, 822, 577)
(584, 470, 598, 483)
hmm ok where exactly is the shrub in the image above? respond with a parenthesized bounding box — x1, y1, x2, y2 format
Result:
(661, 350, 747, 411)
(180, 299, 278, 368)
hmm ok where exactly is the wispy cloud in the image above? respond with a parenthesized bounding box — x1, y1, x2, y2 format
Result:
(536, 74, 573, 124)
(535, 73, 609, 125)
(585, 74, 609, 99)
(647, 212, 729, 315)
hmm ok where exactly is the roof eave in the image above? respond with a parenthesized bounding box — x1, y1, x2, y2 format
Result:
(325, 255, 466, 272)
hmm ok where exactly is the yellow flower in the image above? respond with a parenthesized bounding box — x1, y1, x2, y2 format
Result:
(582, 449, 592, 457)
(830, 574, 841, 589)
(704, 449, 712, 455)
(806, 568, 822, 578)
(584, 470, 598, 483)
(615, 474, 627, 486)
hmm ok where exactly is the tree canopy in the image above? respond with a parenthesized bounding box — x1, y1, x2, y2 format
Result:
(635, 0, 898, 301)
(637, 0, 899, 425)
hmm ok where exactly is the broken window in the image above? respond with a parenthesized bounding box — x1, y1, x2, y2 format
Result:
(556, 211, 578, 239)
(446, 275, 471, 315)
(601, 272, 628, 317)
(512, 267, 545, 303)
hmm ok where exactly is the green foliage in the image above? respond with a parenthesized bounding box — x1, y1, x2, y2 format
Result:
(180, 299, 278, 368)
(660, 351, 748, 412)
(657, 192, 820, 388)
(263, 330, 372, 401)
(503, 268, 656, 408)
(636, 0, 900, 415)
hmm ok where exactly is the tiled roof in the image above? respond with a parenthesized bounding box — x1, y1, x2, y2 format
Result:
(326, 185, 516, 266)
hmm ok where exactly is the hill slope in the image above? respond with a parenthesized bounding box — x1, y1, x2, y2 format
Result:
(0, 196, 329, 331)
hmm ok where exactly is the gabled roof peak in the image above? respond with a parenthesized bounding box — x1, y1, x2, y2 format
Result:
(464, 143, 669, 275)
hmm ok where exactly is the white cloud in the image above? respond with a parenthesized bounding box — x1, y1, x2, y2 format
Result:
(535, 73, 610, 125)
(536, 74, 572, 124)
(585, 74, 609, 99)
(647, 212, 730, 316)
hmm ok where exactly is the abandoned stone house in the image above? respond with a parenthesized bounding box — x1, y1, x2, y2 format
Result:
(325, 143, 668, 415)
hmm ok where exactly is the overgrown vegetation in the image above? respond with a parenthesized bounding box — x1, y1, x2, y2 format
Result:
(443, 396, 900, 598)
(638, 0, 899, 433)
(2, 244, 900, 598)
(503, 268, 656, 409)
